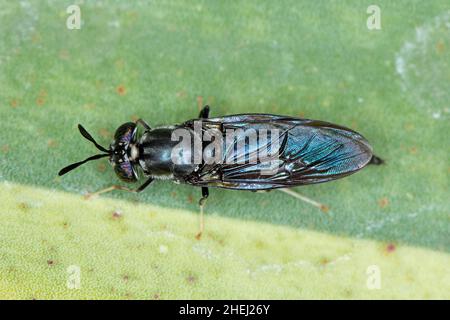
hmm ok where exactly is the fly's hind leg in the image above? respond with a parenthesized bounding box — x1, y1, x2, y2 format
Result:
(279, 188, 329, 213)
(196, 187, 209, 240)
(85, 178, 154, 199)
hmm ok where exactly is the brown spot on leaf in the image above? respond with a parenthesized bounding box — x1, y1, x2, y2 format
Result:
(436, 39, 445, 54)
(99, 128, 112, 139)
(10, 99, 19, 108)
(97, 163, 106, 172)
(320, 205, 330, 213)
(18, 202, 30, 211)
(153, 293, 160, 300)
(122, 274, 129, 282)
(47, 260, 55, 266)
(186, 274, 197, 284)
(47, 139, 58, 148)
(116, 85, 127, 96)
(171, 192, 177, 198)
(36, 97, 45, 106)
(187, 195, 194, 204)
(320, 257, 330, 265)
(197, 96, 203, 111)
(378, 197, 389, 208)
(409, 147, 418, 155)
(36, 89, 47, 106)
(386, 243, 396, 253)
(112, 210, 122, 220)
(1, 144, 10, 154)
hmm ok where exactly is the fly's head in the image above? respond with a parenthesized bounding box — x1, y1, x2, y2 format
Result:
(58, 122, 140, 183)
(109, 122, 140, 182)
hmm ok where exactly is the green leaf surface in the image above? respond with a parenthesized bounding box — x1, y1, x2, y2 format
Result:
(1, 182, 449, 299)
(0, 0, 449, 299)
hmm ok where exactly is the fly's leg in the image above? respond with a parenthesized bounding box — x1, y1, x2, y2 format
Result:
(195, 187, 209, 240)
(279, 188, 329, 213)
(135, 118, 151, 131)
(369, 155, 384, 165)
(195, 105, 210, 239)
(199, 105, 210, 119)
(85, 178, 153, 199)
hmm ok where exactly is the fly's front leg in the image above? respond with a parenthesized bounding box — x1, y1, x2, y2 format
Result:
(135, 118, 151, 131)
(195, 187, 209, 240)
(85, 178, 154, 199)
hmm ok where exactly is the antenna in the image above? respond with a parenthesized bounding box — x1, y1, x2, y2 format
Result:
(58, 124, 110, 176)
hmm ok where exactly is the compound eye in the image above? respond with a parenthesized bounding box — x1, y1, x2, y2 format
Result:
(114, 122, 137, 145)
(114, 160, 137, 182)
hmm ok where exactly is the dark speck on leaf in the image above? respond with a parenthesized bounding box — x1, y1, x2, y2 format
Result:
(116, 85, 127, 96)
(112, 210, 122, 220)
(47, 260, 54, 266)
(18, 202, 30, 211)
(187, 274, 197, 284)
(386, 243, 396, 253)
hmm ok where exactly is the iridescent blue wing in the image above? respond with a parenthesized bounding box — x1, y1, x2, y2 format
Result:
(186, 114, 373, 190)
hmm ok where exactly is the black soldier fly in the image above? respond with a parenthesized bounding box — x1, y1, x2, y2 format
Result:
(59, 105, 383, 238)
